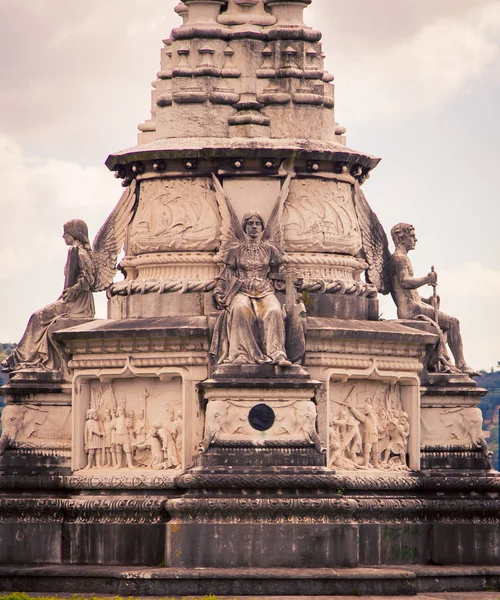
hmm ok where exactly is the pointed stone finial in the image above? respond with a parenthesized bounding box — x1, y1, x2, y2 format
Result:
(218, 0, 276, 26)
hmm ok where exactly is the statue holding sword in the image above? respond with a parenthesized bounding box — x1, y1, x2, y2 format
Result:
(389, 222, 479, 377)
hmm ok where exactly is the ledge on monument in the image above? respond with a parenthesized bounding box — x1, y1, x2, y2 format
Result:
(2, 564, 500, 596)
(421, 372, 486, 397)
(307, 317, 438, 345)
(208, 362, 312, 381)
(105, 136, 381, 170)
(54, 316, 209, 341)
(1, 378, 71, 395)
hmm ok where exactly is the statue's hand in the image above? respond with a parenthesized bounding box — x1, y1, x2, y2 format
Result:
(427, 271, 438, 286)
(214, 292, 228, 310)
(61, 286, 79, 303)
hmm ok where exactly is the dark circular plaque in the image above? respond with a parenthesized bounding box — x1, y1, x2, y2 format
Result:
(248, 404, 275, 432)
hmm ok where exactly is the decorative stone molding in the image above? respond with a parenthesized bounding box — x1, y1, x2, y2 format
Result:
(165, 495, 500, 524)
(0, 497, 167, 524)
(108, 277, 376, 298)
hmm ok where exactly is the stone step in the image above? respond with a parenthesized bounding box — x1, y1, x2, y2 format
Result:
(0, 565, 499, 597)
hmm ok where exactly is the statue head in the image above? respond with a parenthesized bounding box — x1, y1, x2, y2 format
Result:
(391, 223, 416, 251)
(63, 219, 90, 247)
(242, 212, 264, 239)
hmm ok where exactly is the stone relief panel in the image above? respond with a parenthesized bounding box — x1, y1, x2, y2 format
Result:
(421, 406, 486, 449)
(81, 377, 182, 471)
(128, 178, 220, 254)
(328, 381, 410, 471)
(200, 399, 323, 453)
(284, 179, 362, 255)
(0, 404, 71, 455)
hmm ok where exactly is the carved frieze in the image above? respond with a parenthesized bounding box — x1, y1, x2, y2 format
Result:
(0, 404, 71, 456)
(284, 179, 362, 254)
(328, 381, 410, 471)
(200, 399, 323, 454)
(79, 378, 182, 472)
(421, 406, 487, 449)
(129, 178, 220, 254)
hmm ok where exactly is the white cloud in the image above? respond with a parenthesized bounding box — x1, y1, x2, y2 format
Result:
(0, 136, 119, 339)
(326, 3, 500, 123)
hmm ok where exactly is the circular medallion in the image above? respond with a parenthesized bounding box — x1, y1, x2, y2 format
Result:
(248, 404, 275, 432)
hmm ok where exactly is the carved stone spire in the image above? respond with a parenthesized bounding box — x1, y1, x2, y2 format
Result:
(106, 0, 381, 315)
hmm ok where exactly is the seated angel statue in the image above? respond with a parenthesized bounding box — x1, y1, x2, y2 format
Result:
(1, 183, 137, 374)
(210, 174, 293, 367)
(1, 219, 95, 373)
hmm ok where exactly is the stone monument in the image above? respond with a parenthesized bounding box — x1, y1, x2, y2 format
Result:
(1, 1, 499, 596)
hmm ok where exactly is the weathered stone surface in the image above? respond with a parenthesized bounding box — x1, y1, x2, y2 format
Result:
(63, 523, 165, 566)
(167, 523, 359, 568)
(1, 0, 497, 593)
(0, 523, 62, 564)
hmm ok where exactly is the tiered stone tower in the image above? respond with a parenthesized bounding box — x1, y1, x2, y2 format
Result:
(0, 1, 498, 596)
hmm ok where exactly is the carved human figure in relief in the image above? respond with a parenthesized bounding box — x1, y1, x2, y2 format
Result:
(348, 403, 382, 469)
(112, 407, 134, 469)
(83, 410, 104, 470)
(101, 409, 114, 468)
(168, 408, 183, 467)
(210, 175, 292, 367)
(133, 409, 148, 446)
(389, 223, 479, 377)
(133, 427, 165, 470)
(152, 422, 172, 469)
(382, 412, 410, 468)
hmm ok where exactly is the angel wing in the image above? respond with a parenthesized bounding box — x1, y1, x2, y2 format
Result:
(262, 174, 292, 250)
(212, 173, 245, 260)
(91, 180, 138, 292)
(353, 181, 391, 295)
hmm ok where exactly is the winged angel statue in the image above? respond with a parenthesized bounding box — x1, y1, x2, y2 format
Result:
(209, 174, 300, 368)
(352, 181, 391, 296)
(1, 182, 138, 374)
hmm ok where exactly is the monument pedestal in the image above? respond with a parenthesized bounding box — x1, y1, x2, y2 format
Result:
(198, 371, 325, 466)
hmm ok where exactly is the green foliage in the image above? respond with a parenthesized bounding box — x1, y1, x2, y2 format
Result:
(477, 371, 500, 469)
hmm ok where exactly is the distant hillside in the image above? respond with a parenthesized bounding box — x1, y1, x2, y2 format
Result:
(477, 371, 500, 469)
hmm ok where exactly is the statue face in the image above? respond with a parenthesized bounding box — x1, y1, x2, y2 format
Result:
(402, 228, 417, 251)
(245, 216, 264, 239)
(63, 232, 75, 246)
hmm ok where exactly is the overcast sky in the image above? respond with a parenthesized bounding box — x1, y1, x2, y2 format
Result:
(0, 0, 499, 370)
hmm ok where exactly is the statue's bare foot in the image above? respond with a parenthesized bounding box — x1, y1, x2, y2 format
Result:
(459, 364, 481, 377)
(277, 358, 292, 367)
(0, 359, 10, 373)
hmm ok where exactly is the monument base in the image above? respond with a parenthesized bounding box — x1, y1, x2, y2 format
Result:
(1, 468, 500, 595)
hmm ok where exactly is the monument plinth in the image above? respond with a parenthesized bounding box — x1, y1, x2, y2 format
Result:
(0, 0, 498, 596)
